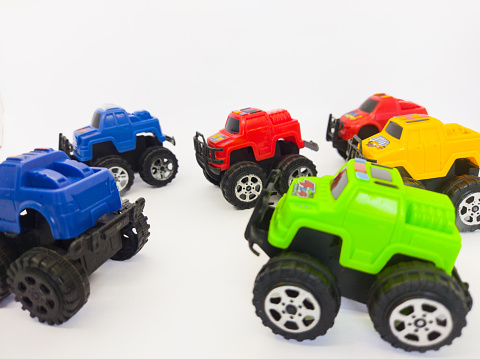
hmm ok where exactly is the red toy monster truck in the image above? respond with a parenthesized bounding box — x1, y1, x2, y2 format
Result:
(326, 93, 427, 158)
(194, 108, 318, 209)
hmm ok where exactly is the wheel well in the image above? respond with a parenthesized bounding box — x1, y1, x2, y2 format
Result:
(91, 141, 119, 161)
(277, 139, 299, 156)
(229, 147, 255, 165)
(357, 125, 379, 139)
(19, 209, 55, 247)
(453, 157, 479, 176)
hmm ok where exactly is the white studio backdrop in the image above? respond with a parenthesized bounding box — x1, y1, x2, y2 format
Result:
(0, 1, 479, 358)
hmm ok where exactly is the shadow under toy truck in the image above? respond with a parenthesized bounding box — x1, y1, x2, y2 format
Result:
(347, 114, 480, 232)
(245, 159, 471, 352)
(194, 107, 319, 209)
(327, 93, 427, 158)
(59, 104, 178, 195)
(0, 148, 149, 324)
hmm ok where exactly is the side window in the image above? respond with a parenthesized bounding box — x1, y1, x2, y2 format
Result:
(115, 112, 129, 126)
(103, 114, 115, 128)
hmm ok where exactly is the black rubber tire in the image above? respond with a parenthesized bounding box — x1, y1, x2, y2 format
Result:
(357, 125, 379, 140)
(443, 175, 480, 232)
(139, 147, 178, 187)
(7, 247, 90, 325)
(111, 212, 149, 261)
(253, 252, 340, 341)
(275, 154, 317, 194)
(94, 156, 134, 195)
(203, 171, 220, 186)
(220, 162, 266, 209)
(0, 242, 17, 301)
(367, 261, 470, 352)
(337, 148, 347, 160)
(403, 177, 425, 189)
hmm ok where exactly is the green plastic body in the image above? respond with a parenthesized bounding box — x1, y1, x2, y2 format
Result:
(267, 159, 461, 275)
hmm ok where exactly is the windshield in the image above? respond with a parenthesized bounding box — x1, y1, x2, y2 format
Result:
(91, 111, 101, 128)
(225, 116, 240, 134)
(359, 98, 379, 113)
(331, 168, 348, 199)
(385, 121, 403, 140)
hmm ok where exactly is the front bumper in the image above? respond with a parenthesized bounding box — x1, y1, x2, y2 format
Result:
(193, 131, 224, 181)
(326, 114, 348, 153)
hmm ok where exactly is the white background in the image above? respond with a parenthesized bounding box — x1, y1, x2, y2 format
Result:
(1, 1, 480, 358)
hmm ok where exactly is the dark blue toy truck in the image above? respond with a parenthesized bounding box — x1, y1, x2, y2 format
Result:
(59, 104, 178, 194)
(0, 148, 149, 324)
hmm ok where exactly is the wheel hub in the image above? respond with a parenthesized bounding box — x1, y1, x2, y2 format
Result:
(151, 157, 173, 180)
(389, 298, 453, 347)
(458, 192, 480, 226)
(13, 272, 60, 318)
(109, 166, 129, 191)
(235, 174, 262, 202)
(264, 285, 320, 333)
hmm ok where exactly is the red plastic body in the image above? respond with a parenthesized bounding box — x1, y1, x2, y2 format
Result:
(206, 108, 305, 171)
(338, 93, 427, 141)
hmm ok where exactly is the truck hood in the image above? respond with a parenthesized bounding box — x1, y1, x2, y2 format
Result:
(361, 134, 402, 162)
(74, 126, 101, 145)
(207, 130, 237, 147)
(340, 109, 371, 125)
(269, 176, 335, 249)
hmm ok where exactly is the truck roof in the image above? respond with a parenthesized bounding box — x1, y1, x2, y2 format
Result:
(3, 148, 96, 188)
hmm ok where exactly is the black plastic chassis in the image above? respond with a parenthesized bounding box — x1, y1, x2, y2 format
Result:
(193, 131, 224, 181)
(326, 114, 348, 153)
(244, 172, 472, 305)
(67, 197, 149, 275)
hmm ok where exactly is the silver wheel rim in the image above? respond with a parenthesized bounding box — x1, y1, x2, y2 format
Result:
(235, 174, 262, 202)
(458, 192, 480, 226)
(288, 166, 314, 186)
(265, 285, 321, 333)
(109, 166, 129, 192)
(389, 298, 453, 347)
(150, 156, 174, 181)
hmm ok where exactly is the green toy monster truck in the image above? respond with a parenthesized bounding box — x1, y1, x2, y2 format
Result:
(245, 158, 472, 353)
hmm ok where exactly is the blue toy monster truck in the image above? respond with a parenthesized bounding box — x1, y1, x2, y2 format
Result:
(0, 148, 150, 324)
(59, 104, 178, 194)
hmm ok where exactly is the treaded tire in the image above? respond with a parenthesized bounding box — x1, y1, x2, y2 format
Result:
(275, 154, 317, 194)
(139, 146, 178, 187)
(94, 156, 134, 196)
(203, 171, 220, 186)
(253, 252, 340, 341)
(443, 175, 480, 232)
(7, 247, 90, 325)
(0, 242, 17, 301)
(111, 210, 149, 261)
(367, 261, 470, 352)
(337, 148, 347, 160)
(403, 177, 425, 189)
(220, 161, 266, 209)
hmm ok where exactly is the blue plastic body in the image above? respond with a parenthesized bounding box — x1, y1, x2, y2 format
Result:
(0, 148, 122, 239)
(72, 105, 166, 162)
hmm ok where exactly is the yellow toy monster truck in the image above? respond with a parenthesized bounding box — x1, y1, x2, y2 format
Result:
(347, 114, 480, 232)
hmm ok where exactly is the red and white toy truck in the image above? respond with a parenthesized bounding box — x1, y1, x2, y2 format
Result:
(326, 93, 427, 158)
(194, 108, 318, 209)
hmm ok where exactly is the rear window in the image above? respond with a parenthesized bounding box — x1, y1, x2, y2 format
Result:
(331, 168, 348, 199)
(385, 121, 403, 139)
(225, 116, 240, 134)
(359, 98, 379, 113)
